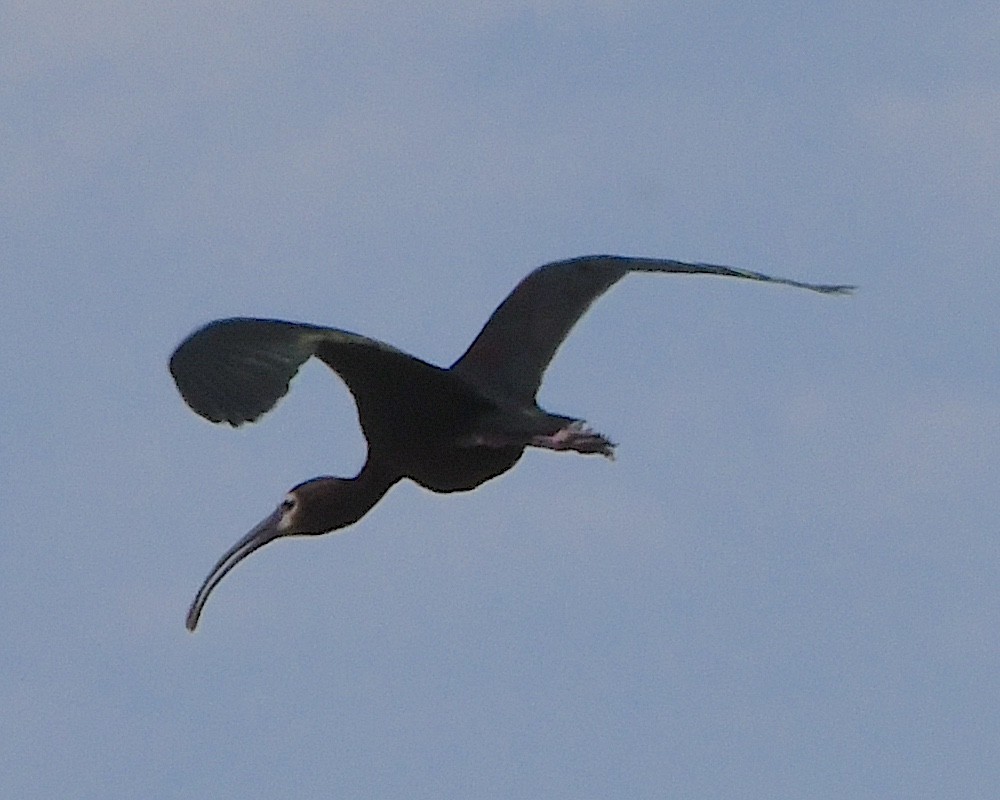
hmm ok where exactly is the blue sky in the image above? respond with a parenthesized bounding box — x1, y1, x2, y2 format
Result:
(3, 3, 998, 798)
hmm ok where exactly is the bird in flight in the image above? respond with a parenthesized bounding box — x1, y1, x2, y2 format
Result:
(171, 254, 852, 630)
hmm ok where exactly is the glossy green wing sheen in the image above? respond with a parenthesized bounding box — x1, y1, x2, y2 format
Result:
(169, 317, 417, 426)
(451, 255, 853, 403)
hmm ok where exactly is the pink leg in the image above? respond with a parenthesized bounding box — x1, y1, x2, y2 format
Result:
(531, 421, 616, 459)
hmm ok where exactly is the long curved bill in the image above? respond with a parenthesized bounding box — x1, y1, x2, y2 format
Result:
(185, 507, 283, 631)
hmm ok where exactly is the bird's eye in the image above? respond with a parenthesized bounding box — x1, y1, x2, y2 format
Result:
(280, 495, 296, 513)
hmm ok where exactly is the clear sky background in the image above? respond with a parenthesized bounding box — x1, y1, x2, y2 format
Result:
(3, 3, 998, 798)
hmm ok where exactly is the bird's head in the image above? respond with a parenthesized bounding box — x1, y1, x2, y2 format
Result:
(184, 476, 362, 631)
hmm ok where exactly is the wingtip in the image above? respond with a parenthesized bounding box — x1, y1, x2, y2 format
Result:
(822, 284, 857, 295)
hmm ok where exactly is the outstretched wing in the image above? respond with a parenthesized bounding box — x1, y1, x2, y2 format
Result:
(169, 317, 432, 427)
(450, 255, 853, 404)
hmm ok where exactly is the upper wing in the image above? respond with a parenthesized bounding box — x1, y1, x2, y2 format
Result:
(450, 255, 853, 403)
(169, 317, 429, 427)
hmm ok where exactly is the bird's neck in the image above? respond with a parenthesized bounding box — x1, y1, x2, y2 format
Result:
(317, 460, 399, 532)
(353, 459, 399, 516)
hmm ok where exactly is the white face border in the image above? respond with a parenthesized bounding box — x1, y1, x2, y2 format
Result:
(277, 493, 297, 531)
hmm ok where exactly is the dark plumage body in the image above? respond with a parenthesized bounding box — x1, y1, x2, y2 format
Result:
(171, 255, 852, 630)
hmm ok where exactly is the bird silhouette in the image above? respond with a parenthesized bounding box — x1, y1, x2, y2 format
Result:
(171, 255, 852, 630)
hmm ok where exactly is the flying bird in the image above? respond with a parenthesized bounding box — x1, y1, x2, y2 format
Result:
(171, 255, 852, 630)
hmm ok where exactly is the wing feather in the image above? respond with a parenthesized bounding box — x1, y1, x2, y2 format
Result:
(169, 317, 421, 426)
(451, 255, 853, 403)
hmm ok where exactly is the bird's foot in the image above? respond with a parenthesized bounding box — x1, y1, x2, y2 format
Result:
(532, 421, 616, 460)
